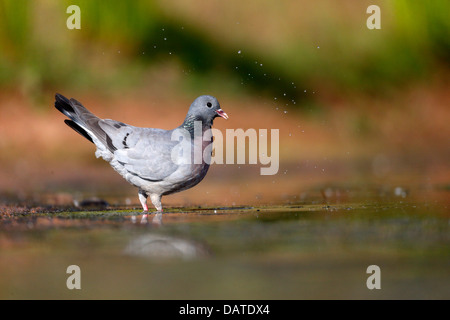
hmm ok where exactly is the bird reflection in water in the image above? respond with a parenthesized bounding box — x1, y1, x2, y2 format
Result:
(130, 212, 163, 225)
(124, 227, 210, 260)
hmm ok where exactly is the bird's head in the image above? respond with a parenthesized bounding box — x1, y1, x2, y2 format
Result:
(187, 95, 228, 126)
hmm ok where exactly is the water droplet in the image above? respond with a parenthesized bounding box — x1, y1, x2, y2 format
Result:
(237, 50, 242, 54)
(274, 97, 277, 100)
(304, 90, 307, 93)
(164, 37, 167, 40)
(283, 93, 286, 96)
(284, 110, 288, 114)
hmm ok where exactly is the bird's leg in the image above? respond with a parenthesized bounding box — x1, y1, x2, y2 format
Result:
(138, 190, 149, 212)
(150, 194, 163, 213)
(138, 190, 149, 223)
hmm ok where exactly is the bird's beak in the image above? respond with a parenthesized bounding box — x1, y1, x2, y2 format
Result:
(216, 109, 229, 120)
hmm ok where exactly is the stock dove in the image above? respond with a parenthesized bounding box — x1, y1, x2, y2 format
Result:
(55, 93, 228, 215)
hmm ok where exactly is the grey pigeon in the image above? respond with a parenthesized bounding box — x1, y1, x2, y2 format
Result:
(55, 93, 228, 215)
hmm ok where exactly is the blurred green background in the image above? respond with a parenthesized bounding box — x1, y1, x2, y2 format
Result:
(1, 1, 449, 96)
(1, 1, 449, 98)
(0, 0, 449, 206)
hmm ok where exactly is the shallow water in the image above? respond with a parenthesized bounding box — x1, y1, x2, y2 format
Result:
(0, 195, 448, 299)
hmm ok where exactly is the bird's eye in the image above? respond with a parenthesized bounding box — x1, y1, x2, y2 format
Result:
(206, 102, 212, 108)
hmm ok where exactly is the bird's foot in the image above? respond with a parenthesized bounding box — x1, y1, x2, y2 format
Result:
(152, 211, 163, 226)
(140, 210, 149, 224)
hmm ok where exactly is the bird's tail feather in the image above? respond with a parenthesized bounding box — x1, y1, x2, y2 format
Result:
(55, 93, 77, 120)
(55, 93, 116, 153)
(55, 93, 98, 143)
(64, 119, 94, 143)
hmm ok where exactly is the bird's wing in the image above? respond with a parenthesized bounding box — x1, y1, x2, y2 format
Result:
(99, 121, 181, 181)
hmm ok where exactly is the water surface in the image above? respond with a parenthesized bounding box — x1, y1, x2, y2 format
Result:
(0, 194, 448, 299)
